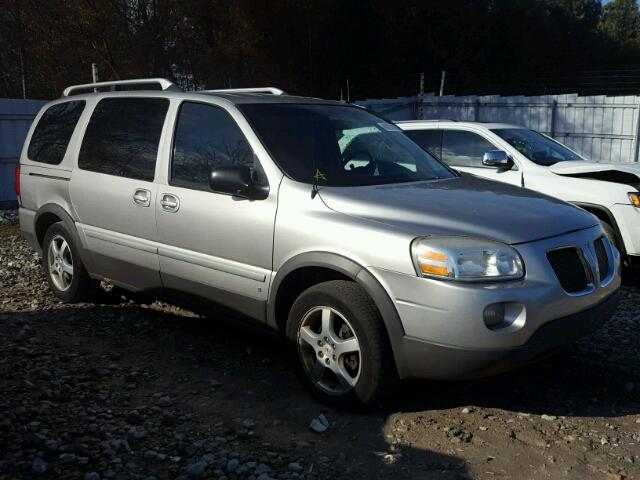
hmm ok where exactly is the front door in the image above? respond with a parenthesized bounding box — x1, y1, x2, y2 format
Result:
(440, 129, 523, 186)
(155, 101, 278, 321)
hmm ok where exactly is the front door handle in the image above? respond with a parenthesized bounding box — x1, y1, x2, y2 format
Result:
(160, 193, 180, 212)
(133, 188, 151, 207)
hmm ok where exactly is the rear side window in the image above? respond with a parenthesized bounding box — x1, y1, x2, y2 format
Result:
(171, 102, 257, 190)
(27, 101, 85, 164)
(78, 98, 169, 181)
(405, 129, 443, 159)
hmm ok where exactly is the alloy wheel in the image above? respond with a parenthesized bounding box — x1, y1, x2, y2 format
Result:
(297, 306, 362, 395)
(48, 234, 73, 291)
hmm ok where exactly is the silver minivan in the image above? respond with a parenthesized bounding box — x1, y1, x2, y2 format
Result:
(18, 78, 621, 407)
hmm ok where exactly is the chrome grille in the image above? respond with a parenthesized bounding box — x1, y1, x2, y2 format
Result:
(546, 235, 613, 294)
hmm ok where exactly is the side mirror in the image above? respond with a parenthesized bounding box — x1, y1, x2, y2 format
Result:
(482, 150, 513, 169)
(209, 165, 269, 200)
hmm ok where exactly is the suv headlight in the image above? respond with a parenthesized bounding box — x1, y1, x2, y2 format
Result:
(411, 236, 524, 281)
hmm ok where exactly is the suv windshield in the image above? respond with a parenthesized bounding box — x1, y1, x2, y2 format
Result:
(240, 103, 455, 186)
(491, 128, 582, 166)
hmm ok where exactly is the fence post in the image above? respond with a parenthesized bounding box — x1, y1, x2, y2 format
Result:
(439, 70, 446, 97)
(474, 98, 480, 122)
(418, 72, 425, 120)
(634, 99, 640, 162)
(550, 99, 557, 138)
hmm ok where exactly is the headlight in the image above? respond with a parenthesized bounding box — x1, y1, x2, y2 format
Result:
(629, 192, 640, 207)
(411, 236, 524, 281)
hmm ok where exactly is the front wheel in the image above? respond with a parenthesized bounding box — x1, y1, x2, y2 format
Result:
(286, 280, 397, 409)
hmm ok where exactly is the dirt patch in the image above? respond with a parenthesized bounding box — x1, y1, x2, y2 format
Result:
(1, 221, 639, 479)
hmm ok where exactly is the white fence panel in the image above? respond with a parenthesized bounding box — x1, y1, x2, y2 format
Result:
(0, 99, 46, 205)
(357, 92, 640, 164)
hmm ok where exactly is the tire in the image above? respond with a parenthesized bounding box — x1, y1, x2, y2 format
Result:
(600, 221, 619, 252)
(286, 280, 398, 409)
(42, 222, 99, 302)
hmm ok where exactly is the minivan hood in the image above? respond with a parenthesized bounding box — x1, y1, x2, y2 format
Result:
(318, 176, 597, 245)
(549, 160, 640, 182)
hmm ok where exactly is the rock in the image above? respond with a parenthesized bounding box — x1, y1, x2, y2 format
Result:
(58, 453, 77, 464)
(541, 414, 557, 421)
(144, 450, 158, 459)
(157, 396, 174, 407)
(84, 473, 101, 480)
(126, 410, 143, 424)
(255, 463, 271, 475)
(127, 426, 147, 442)
(31, 457, 47, 475)
(309, 414, 330, 433)
(226, 458, 239, 472)
(462, 407, 473, 414)
(288, 462, 304, 473)
(242, 418, 255, 429)
(184, 461, 208, 477)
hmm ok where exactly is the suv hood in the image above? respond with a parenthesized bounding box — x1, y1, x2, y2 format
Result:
(318, 176, 597, 245)
(549, 161, 640, 186)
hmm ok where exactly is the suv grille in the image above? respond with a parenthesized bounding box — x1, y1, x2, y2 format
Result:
(546, 247, 589, 293)
(594, 237, 610, 281)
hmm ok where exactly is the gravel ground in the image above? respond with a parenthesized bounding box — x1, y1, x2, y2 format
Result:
(1, 212, 640, 480)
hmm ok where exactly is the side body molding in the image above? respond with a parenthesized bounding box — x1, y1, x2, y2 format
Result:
(268, 251, 410, 376)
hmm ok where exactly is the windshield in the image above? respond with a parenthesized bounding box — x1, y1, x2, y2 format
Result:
(491, 128, 582, 166)
(239, 103, 455, 186)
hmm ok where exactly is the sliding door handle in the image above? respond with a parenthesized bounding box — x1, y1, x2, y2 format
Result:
(133, 188, 151, 207)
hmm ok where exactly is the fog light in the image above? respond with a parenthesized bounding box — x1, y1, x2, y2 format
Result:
(483, 303, 505, 327)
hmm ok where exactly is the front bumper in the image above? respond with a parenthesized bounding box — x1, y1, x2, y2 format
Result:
(399, 289, 619, 379)
(370, 224, 621, 379)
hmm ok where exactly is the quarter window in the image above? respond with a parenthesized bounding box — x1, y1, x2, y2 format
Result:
(27, 101, 85, 164)
(78, 98, 169, 181)
(441, 130, 497, 167)
(171, 102, 257, 190)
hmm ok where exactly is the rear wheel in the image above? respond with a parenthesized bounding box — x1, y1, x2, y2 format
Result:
(286, 280, 397, 409)
(43, 222, 99, 302)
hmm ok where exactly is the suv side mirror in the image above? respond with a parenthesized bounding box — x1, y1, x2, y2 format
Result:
(209, 165, 269, 200)
(483, 150, 513, 169)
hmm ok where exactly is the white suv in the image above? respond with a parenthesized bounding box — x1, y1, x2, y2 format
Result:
(399, 120, 640, 266)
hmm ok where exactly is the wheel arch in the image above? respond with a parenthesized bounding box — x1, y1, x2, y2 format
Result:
(269, 252, 409, 376)
(35, 203, 93, 268)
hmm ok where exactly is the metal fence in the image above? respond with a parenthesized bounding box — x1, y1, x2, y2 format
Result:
(356, 93, 640, 164)
(0, 99, 46, 206)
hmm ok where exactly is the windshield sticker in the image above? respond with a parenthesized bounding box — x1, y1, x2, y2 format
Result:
(314, 169, 327, 181)
(377, 122, 402, 132)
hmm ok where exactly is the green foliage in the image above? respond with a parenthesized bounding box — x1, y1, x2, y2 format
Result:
(599, 0, 640, 46)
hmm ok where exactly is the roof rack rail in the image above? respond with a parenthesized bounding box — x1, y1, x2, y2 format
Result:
(204, 87, 286, 95)
(395, 119, 457, 123)
(62, 78, 181, 97)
